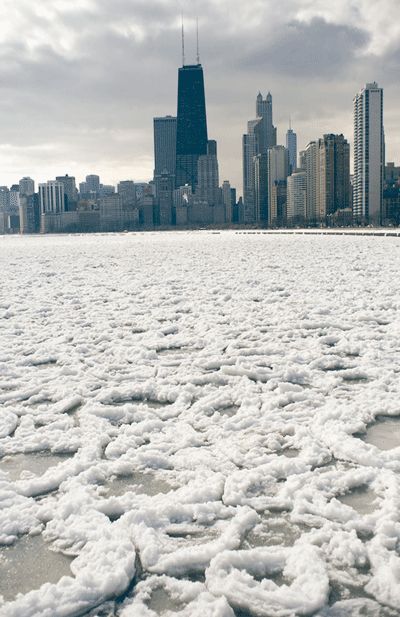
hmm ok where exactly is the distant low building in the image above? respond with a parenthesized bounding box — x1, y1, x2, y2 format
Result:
(19, 194, 40, 234)
(39, 181, 65, 215)
(383, 187, 400, 225)
(137, 195, 155, 228)
(157, 172, 174, 227)
(99, 194, 123, 231)
(77, 200, 100, 232)
(19, 177, 35, 197)
(385, 162, 400, 185)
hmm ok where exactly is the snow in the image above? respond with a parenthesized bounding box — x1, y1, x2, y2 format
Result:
(1, 230, 400, 616)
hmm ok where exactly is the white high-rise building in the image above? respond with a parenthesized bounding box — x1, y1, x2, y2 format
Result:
(39, 181, 65, 214)
(287, 171, 306, 221)
(353, 82, 384, 224)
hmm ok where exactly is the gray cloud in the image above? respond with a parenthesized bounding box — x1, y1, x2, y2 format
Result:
(0, 0, 399, 192)
(238, 18, 369, 77)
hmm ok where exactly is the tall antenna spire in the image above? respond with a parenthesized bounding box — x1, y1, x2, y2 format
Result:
(181, 12, 185, 66)
(196, 16, 200, 64)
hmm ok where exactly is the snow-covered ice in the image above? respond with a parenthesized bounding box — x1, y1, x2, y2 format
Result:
(1, 230, 400, 616)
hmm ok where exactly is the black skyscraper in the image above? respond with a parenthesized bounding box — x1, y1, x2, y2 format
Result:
(175, 64, 208, 190)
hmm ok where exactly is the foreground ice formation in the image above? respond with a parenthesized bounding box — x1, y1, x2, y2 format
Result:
(1, 231, 400, 616)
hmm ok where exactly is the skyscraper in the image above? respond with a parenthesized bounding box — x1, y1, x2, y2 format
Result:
(242, 118, 262, 223)
(318, 134, 350, 219)
(153, 115, 175, 225)
(243, 92, 277, 224)
(267, 146, 289, 226)
(175, 64, 208, 190)
(254, 153, 269, 224)
(56, 175, 77, 210)
(256, 92, 277, 153)
(298, 150, 307, 171)
(196, 140, 220, 206)
(286, 127, 297, 175)
(9, 185, 20, 217)
(304, 141, 320, 224)
(287, 171, 306, 222)
(157, 172, 174, 226)
(154, 116, 177, 184)
(222, 180, 233, 223)
(353, 82, 384, 224)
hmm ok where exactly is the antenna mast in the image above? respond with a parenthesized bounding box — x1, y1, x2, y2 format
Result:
(181, 13, 185, 66)
(196, 16, 200, 64)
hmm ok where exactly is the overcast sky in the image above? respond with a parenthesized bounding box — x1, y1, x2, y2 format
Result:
(1, 0, 399, 193)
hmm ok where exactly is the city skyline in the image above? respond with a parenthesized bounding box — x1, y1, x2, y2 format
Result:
(2, 69, 399, 233)
(1, 1, 400, 191)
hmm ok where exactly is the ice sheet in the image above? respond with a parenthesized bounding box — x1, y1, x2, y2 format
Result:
(1, 231, 400, 616)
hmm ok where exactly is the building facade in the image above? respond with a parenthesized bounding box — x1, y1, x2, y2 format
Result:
(86, 175, 100, 195)
(287, 171, 306, 222)
(0, 187, 10, 233)
(196, 140, 220, 206)
(254, 153, 269, 225)
(154, 116, 177, 181)
(304, 141, 320, 224)
(353, 82, 385, 224)
(256, 92, 277, 153)
(39, 181, 65, 215)
(318, 134, 350, 220)
(19, 194, 40, 234)
(242, 119, 262, 223)
(19, 177, 35, 197)
(286, 128, 297, 175)
(222, 180, 233, 223)
(99, 194, 123, 231)
(56, 175, 77, 210)
(175, 64, 208, 191)
(267, 146, 289, 226)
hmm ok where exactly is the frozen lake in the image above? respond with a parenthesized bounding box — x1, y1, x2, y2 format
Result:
(1, 231, 400, 616)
